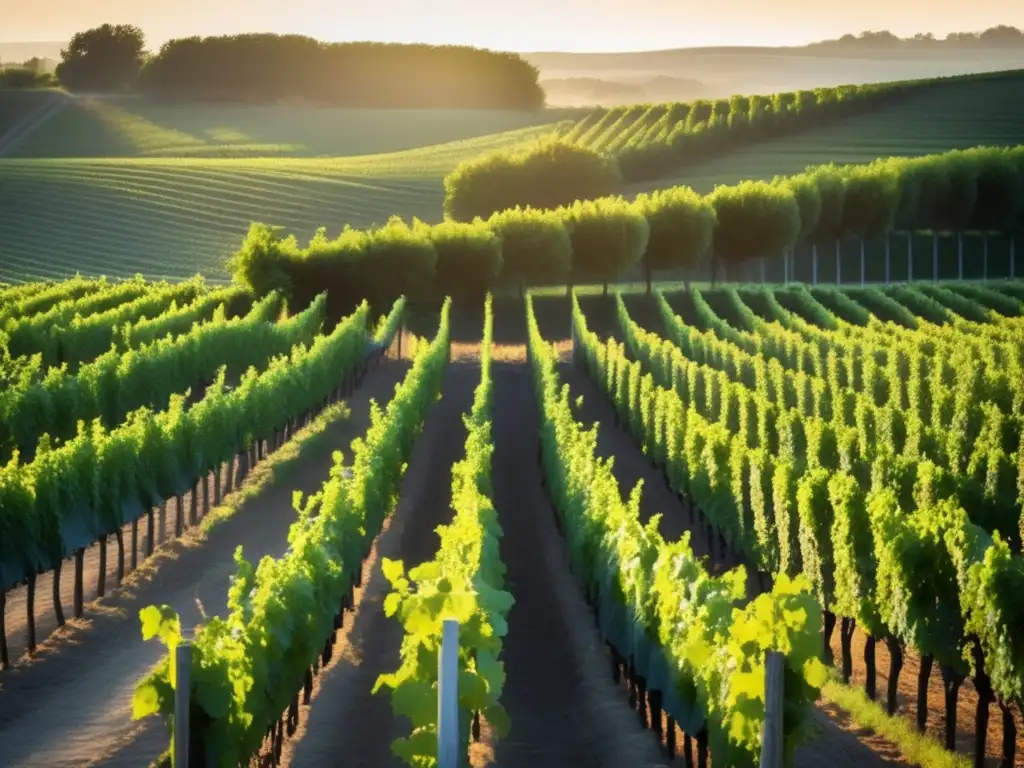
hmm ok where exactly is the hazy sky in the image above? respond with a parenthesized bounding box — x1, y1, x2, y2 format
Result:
(4, 0, 1022, 52)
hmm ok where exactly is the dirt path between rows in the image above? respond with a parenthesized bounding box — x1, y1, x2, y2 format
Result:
(491, 361, 669, 767)
(0, 358, 410, 768)
(559, 356, 908, 767)
(283, 357, 479, 767)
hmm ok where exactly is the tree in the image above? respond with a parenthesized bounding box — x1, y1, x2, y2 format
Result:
(414, 218, 502, 297)
(633, 187, 716, 291)
(839, 160, 901, 283)
(56, 24, 145, 92)
(487, 207, 572, 293)
(560, 197, 649, 294)
(708, 181, 800, 282)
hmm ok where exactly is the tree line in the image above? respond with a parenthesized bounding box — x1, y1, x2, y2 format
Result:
(53, 24, 544, 108)
(0, 57, 56, 88)
(230, 143, 1024, 308)
(810, 25, 1024, 49)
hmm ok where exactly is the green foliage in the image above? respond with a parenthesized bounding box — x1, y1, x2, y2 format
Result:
(633, 186, 717, 272)
(141, 35, 544, 108)
(372, 296, 407, 348)
(377, 295, 513, 766)
(444, 137, 621, 222)
(623, 278, 1024, 712)
(486, 206, 572, 287)
(230, 143, 1024, 296)
(560, 197, 649, 285)
(708, 181, 801, 268)
(56, 23, 146, 92)
(0, 297, 373, 592)
(540, 293, 825, 765)
(0, 289, 313, 462)
(569, 74, 957, 183)
(415, 219, 502, 297)
(134, 298, 448, 767)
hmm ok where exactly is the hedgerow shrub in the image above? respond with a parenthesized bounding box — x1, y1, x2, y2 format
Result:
(808, 165, 848, 242)
(228, 223, 298, 297)
(361, 217, 437, 302)
(415, 218, 502, 297)
(633, 187, 716, 278)
(444, 138, 621, 222)
(967, 148, 1022, 229)
(231, 144, 1024, 300)
(487, 207, 572, 288)
(776, 173, 823, 242)
(560, 197, 649, 289)
(839, 161, 902, 238)
(708, 181, 801, 273)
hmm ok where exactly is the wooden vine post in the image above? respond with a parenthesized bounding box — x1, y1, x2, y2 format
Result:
(437, 619, 459, 768)
(175, 639, 192, 768)
(759, 651, 784, 768)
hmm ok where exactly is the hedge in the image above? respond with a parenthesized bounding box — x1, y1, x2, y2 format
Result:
(444, 138, 620, 222)
(231, 144, 1024, 302)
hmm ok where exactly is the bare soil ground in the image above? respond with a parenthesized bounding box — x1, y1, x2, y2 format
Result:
(491, 361, 670, 767)
(829, 625, 1024, 767)
(283, 359, 478, 768)
(0, 358, 410, 768)
(3, 457, 244, 665)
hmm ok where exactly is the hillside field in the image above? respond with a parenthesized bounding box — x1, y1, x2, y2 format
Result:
(0, 95, 577, 281)
(526, 46, 1024, 99)
(615, 72, 1024, 194)
(1, 71, 1024, 283)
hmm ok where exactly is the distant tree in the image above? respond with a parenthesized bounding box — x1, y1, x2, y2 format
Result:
(139, 35, 544, 109)
(0, 67, 52, 88)
(979, 25, 1024, 45)
(56, 24, 145, 92)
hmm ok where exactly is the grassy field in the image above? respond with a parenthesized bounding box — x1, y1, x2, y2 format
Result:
(624, 74, 1024, 196)
(0, 100, 574, 281)
(0, 89, 61, 137)
(1, 71, 1023, 283)
(7, 97, 581, 158)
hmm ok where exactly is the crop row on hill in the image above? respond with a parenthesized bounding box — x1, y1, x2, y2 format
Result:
(574, 284, 1024, 766)
(237, 143, 1024, 308)
(564, 70, 1024, 183)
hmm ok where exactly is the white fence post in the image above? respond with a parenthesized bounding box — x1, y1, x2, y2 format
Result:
(174, 640, 192, 768)
(759, 650, 785, 768)
(438, 619, 460, 768)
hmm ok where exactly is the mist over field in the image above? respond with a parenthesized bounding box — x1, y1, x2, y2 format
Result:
(530, 47, 1024, 105)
